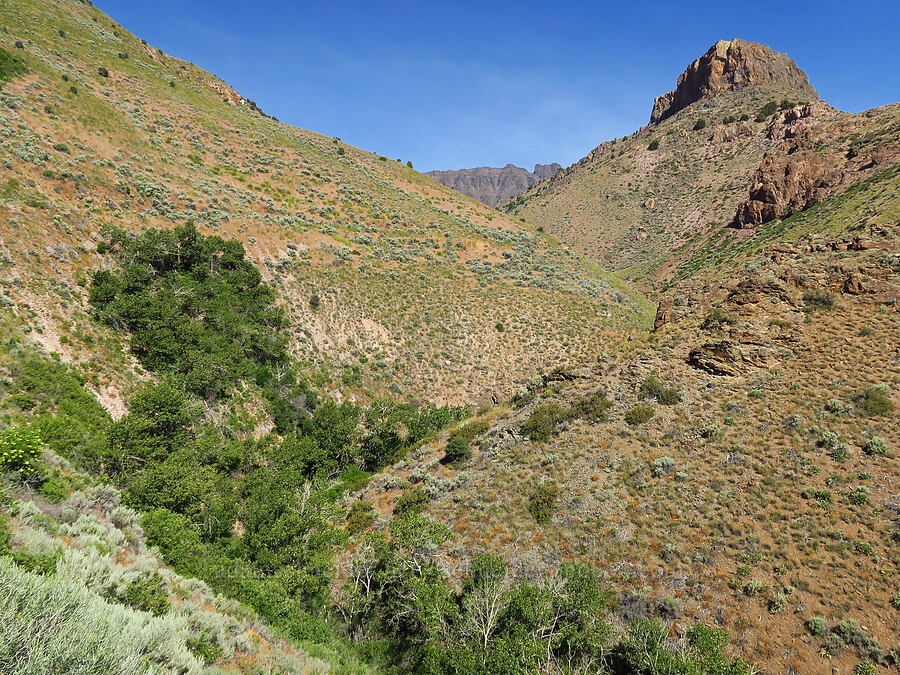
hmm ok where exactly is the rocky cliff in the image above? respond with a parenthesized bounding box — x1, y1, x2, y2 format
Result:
(650, 39, 818, 124)
(426, 163, 562, 206)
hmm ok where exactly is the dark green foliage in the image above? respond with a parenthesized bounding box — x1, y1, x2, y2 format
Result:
(0, 47, 26, 86)
(89, 226, 310, 428)
(360, 398, 468, 471)
(848, 486, 870, 506)
(625, 405, 655, 426)
(346, 500, 374, 535)
(141, 508, 337, 645)
(702, 306, 737, 328)
(612, 619, 751, 674)
(521, 403, 569, 442)
(756, 100, 778, 122)
(802, 290, 834, 312)
(186, 638, 224, 665)
(805, 617, 829, 636)
(639, 376, 681, 405)
(573, 391, 613, 421)
(394, 487, 428, 517)
(443, 434, 470, 466)
(98, 66, 109, 77)
(110, 572, 171, 616)
(692, 118, 707, 131)
(852, 385, 894, 417)
(38, 474, 69, 502)
(0, 513, 10, 554)
(346, 532, 746, 674)
(801, 487, 831, 505)
(7, 352, 110, 458)
(10, 549, 59, 575)
(647, 139, 660, 151)
(528, 483, 559, 525)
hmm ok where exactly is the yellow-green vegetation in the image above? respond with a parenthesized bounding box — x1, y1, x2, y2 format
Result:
(0, 1, 898, 674)
(0, 0, 650, 408)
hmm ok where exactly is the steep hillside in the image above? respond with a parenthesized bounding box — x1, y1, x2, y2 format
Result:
(426, 163, 561, 206)
(355, 172, 900, 673)
(0, 0, 649, 411)
(502, 39, 900, 290)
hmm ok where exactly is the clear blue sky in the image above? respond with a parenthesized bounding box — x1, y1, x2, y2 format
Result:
(95, 0, 899, 172)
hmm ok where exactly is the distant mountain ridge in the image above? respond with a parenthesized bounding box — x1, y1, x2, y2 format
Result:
(426, 162, 562, 206)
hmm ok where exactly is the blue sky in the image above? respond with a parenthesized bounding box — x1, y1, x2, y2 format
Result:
(95, 0, 900, 172)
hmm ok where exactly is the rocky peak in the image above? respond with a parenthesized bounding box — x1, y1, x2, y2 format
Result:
(650, 39, 818, 124)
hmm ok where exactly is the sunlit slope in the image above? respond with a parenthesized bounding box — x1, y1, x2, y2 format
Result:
(0, 0, 651, 407)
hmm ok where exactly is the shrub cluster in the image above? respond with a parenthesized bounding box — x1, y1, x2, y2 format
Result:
(528, 482, 560, 524)
(639, 376, 681, 405)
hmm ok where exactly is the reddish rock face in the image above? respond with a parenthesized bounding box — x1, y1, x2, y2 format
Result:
(650, 39, 818, 124)
(730, 152, 843, 228)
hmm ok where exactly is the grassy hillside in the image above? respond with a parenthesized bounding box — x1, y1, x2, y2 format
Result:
(503, 82, 900, 291)
(367, 177, 900, 673)
(1, 3, 898, 675)
(0, 0, 650, 411)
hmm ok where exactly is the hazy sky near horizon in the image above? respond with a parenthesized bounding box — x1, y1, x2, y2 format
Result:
(94, 0, 899, 172)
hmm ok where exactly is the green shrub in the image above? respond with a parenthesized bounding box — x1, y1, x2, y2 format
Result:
(393, 487, 428, 518)
(10, 549, 59, 575)
(848, 486, 870, 506)
(890, 592, 900, 610)
(38, 475, 68, 503)
(647, 139, 660, 151)
(111, 572, 170, 616)
(0, 47, 27, 86)
(802, 290, 834, 312)
(98, 66, 109, 77)
(443, 434, 470, 466)
(768, 591, 787, 613)
(702, 306, 737, 328)
(89, 226, 311, 430)
(852, 385, 894, 417)
(0, 426, 44, 480)
(186, 637, 224, 665)
(639, 376, 680, 405)
(856, 661, 877, 675)
(346, 500, 375, 534)
(801, 487, 831, 505)
(805, 617, 828, 636)
(755, 100, 778, 122)
(521, 402, 569, 442)
(528, 483, 560, 524)
(573, 391, 613, 421)
(650, 456, 676, 477)
(863, 436, 889, 456)
(625, 405, 655, 426)
(692, 118, 707, 131)
(832, 619, 884, 662)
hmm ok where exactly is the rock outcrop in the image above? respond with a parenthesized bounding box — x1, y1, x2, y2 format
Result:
(730, 151, 844, 228)
(650, 39, 818, 124)
(426, 163, 561, 207)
